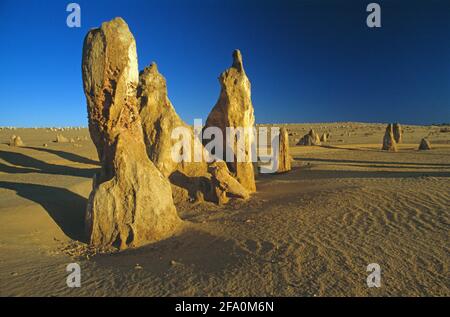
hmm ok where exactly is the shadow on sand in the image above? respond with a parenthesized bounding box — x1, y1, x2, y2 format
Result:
(319, 144, 374, 152)
(0, 181, 87, 242)
(297, 169, 450, 179)
(294, 157, 450, 168)
(169, 170, 212, 201)
(24, 146, 99, 166)
(257, 164, 450, 182)
(0, 150, 98, 178)
(92, 228, 249, 275)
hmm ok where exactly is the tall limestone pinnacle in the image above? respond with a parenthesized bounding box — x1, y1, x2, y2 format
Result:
(137, 62, 249, 204)
(138, 62, 208, 178)
(81, 17, 181, 249)
(393, 123, 403, 143)
(382, 123, 398, 152)
(204, 49, 256, 193)
(277, 127, 291, 173)
(82, 17, 140, 162)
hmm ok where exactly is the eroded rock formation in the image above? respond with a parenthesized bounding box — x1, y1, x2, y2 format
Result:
(137, 62, 248, 203)
(393, 123, 403, 143)
(204, 50, 256, 193)
(277, 127, 291, 173)
(138, 63, 209, 176)
(382, 124, 397, 152)
(297, 129, 321, 146)
(9, 135, 24, 147)
(418, 138, 431, 150)
(208, 161, 249, 204)
(82, 17, 181, 249)
(55, 134, 69, 143)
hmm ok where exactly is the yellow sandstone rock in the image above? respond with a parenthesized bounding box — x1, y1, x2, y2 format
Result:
(82, 17, 181, 249)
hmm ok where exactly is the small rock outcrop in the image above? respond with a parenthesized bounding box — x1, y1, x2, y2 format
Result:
(82, 17, 181, 249)
(208, 162, 249, 204)
(418, 138, 431, 150)
(9, 135, 24, 147)
(297, 134, 313, 146)
(320, 133, 328, 143)
(382, 124, 397, 152)
(277, 127, 291, 173)
(204, 50, 256, 193)
(393, 123, 403, 143)
(297, 129, 321, 146)
(55, 134, 69, 143)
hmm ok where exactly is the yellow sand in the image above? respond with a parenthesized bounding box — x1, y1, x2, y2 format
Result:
(0, 123, 448, 296)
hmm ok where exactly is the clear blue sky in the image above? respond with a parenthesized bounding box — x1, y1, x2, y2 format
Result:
(0, 0, 449, 127)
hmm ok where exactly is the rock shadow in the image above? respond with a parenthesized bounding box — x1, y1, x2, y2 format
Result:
(93, 229, 248, 275)
(0, 150, 98, 178)
(0, 181, 87, 242)
(24, 146, 99, 166)
(169, 170, 212, 201)
(295, 157, 450, 168)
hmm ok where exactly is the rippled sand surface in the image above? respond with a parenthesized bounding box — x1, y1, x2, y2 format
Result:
(0, 123, 449, 296)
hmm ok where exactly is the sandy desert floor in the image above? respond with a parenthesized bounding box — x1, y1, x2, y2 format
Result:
(0, 122, 449, 296)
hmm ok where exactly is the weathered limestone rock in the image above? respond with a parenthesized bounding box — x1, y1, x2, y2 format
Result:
(204, 50, 256, 193)
(55, 134, 69, 143)
(382, 124, 397, 151)
(311, 129, 321, 144)
(297, 129, 321, 146)
(418, 138, 431, 150)
(137, 63, 209, 176)
(82, 17, 181, 249)
(393, 123, 403, 143)
(9, 135, 24, 147)
(320, 132, 328, 143)
(297, 134, 313, 146)
(208, 161, 249, 204)
(138, 63, 250, 204)
(277, 127, 291, 173)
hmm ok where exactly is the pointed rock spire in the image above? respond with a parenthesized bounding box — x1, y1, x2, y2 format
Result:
(393, 123, 403, 143)
(82, 17, 181, 249)
(138, 61, 248, 204)
(204, 49, 256, 193)
(232, 49, 244, 71)
(418, 138, 431, 150)
(277, 127, 291, 173)
(382, 124, 398, 151)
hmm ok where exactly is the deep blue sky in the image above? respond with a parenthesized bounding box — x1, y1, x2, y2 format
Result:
(0, 0, 449, 126)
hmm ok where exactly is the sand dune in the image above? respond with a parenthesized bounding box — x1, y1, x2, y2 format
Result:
(0, 123, 449, 296)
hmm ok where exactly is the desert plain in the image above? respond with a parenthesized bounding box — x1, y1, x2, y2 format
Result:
(0, 122, 449, 296)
